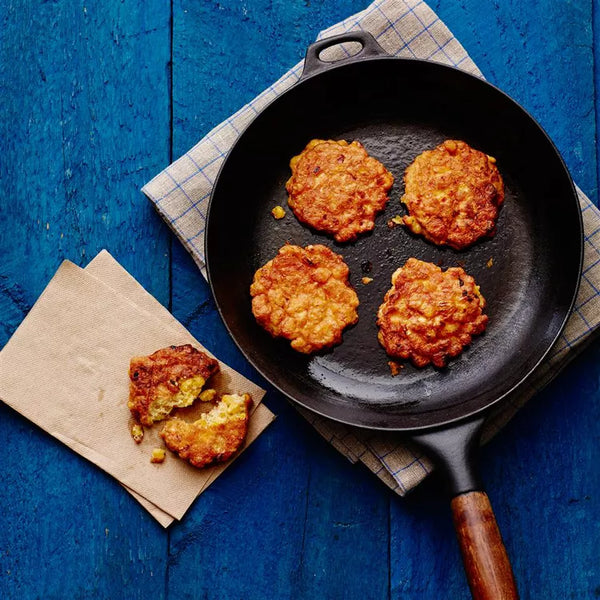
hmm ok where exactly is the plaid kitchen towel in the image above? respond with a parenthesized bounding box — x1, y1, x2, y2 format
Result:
(143, 0, 600, 495)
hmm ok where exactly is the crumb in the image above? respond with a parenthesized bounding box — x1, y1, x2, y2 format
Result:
(362, 277, 373, 285)
(487, 257, 494, 268)
(271, 205, 286, 219)
(387, 215, 404, 229)
(131, 423, 144, 444)
(150, 448, 166, 463)
(388, 361, 404, 376)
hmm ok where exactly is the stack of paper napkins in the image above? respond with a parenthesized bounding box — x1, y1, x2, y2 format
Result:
(0, 250, 275, 527)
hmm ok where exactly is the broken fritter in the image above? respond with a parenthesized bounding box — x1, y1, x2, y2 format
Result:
(401, 140, 504, 249)
(286, 139, 394, 242)
(250, 244, 359, 354)
(128, 344, 219, 428)
(160, 393, 253, 468)
(377, 258, 488, 367)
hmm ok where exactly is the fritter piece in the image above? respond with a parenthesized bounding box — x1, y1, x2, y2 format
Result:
(160, 393, 253, 469)
(250, 244, 359, 354)
(401, 140, 504, 249)
(377, 258, 488, 367)
(128, 344, 220, 427)
(286, 139, 394, 242)
(131, 423, 144, 444)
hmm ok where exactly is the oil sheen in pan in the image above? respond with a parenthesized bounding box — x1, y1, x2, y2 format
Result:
(299, 182, 534, 408)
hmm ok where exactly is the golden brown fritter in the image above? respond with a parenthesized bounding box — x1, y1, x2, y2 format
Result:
(286, 139, 394, 242)
(160, 393, 252, 469)
(128, 344, 220, 427)
(401, 140, 504, 249)
(377, 258, 488, 367)
(250, 244, 359, 354)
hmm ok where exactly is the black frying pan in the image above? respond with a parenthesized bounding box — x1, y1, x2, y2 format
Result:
(205, 32, 582, 599)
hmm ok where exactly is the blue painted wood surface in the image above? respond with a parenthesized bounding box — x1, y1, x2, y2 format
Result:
(1, 1, 598, 599)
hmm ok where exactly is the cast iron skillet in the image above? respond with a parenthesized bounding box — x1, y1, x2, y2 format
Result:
(206, 32, 583, 598)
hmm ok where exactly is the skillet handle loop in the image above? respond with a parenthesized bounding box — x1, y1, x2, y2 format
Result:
(452, 492, 519, 600)
(301, 31, 388, 79)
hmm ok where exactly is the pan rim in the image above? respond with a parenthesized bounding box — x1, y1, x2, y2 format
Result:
(205, 55, 584, 433)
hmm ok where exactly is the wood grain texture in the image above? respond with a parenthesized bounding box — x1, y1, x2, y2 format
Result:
(171, 0, 368, 159)
(451, 492, 518, 599)
(294, 438, 389, 600)
(0, 1, 599, 599)
(0, 1, 172, 599)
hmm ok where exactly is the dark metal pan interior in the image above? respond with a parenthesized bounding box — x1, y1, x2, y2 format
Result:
(206, 58, 582, 431)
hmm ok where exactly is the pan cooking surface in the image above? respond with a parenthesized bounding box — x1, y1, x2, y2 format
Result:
(206, 58, 582, 430)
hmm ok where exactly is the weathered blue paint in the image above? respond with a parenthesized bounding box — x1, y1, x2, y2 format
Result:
(0, 1, 172, 599)
(1, 1, 598, 599)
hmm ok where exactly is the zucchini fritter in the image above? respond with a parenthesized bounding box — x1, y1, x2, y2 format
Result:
(250, 244, 359, 354)
(160, 393, 252, 468)
(377, 258, 488, 367)
(128, 344, 219, 427)
(401, 140, 504, 249)
(286, 139, 394, 242)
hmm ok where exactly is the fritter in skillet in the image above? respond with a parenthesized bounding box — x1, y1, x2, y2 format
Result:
(401, 140, 504, 249)
(250, 244, 359, 354)
(377, 258, 488, 367)
(286, 139, 394, 242)
(128, 344, 219, 428)
(160, 393, 252, 468)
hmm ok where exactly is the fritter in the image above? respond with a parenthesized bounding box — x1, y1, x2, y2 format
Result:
(286, 139, 394, 242)
(377, 258, 488, 367)
(128, 344, 220, 427)
(401, 140, 504, 249)
(160, 393, 253, 469)
(250, 244, 359, 354)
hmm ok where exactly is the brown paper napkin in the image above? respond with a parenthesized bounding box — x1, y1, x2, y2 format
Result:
(0, 251, 274, 526)
(86, 251, 276, 525)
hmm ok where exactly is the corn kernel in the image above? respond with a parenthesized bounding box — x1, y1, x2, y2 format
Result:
(387, 214, 404, 229)
(271, 205, 286, 219)
(199, 388, 217, 402)
(150, 448, 166, 463)
(445, 140, 458, 154)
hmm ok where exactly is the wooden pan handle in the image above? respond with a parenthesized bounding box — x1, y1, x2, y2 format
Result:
(451, 491, 519, 600)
